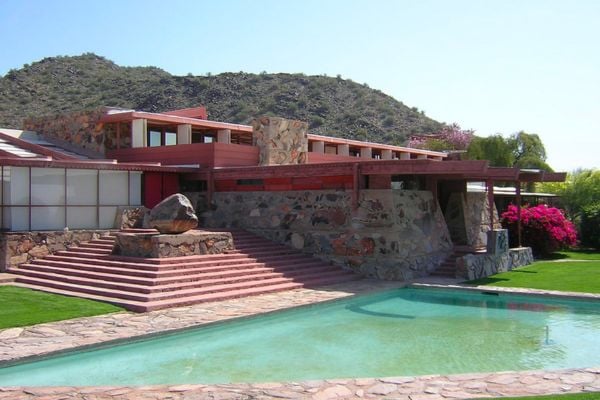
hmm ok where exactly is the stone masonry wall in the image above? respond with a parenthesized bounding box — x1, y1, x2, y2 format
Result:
(201, 190, 453, 281)
(457, 247, 533, 281)
(0, 230, 111, 271)
(252, 117, 308, 166)
(23, 107, 109, 156)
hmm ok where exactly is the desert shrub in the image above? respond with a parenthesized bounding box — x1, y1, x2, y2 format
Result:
(501, 204, 577, 256)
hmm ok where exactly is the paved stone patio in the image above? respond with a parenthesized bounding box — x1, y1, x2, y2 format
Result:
(0, 278, 599, 399)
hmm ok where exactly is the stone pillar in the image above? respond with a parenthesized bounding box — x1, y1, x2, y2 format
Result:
(360, 147, 373, 159)
(217, 129, 231, 144)
(487, 229, 509, 255)
(312, 141, 325, 153)
(337, 144, 349, 156)
(381, 149, 393, 160)
(131, 119, 147, 148)
(399, 152, 411, 160)
(177, 124, 192, 144)
(417, 154, 428, 160)
(252, 117, 308, 166)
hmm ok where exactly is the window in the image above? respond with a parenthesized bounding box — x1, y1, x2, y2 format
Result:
(148, 130, 162, 147)
(192, 129, 216, 144)
(147, 126, 177, 147)
(165, 131, 177, 146)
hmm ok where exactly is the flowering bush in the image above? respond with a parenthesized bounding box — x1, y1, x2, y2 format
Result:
(501, 204, 577, 256)
(408, 123, 474, 151)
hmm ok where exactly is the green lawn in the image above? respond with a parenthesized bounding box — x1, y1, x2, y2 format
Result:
(551, 250, 600, 261)
(477, 393, 599, 400)
(468, 251, 600, 294)
(0, 286, 125, 329)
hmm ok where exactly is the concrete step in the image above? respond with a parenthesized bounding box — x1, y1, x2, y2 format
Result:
(9, 228, 360, 312)
(13, 275, 310, 302)
(39, 254, 261, 272)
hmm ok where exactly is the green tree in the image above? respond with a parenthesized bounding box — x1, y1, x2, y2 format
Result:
(510, 131, 553, 171)
(539, 169, 600, 217)
(466, 135, 515, 167)
(466, 131, 552, 171)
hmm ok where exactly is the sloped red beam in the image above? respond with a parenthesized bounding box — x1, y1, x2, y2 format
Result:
(0, 131, 77, 160)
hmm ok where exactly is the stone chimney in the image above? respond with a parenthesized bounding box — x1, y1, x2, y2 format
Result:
(251, 117, 308, 166)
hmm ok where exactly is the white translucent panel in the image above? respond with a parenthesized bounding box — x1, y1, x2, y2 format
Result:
(31, 168, 65, 205)
(165, 132, 177, 146)
(149, 131, 161, 147)
(66, 207, 97, 229)
(31, 207, 65, 231)
(99, 206, 117, 229)
(66, 169, 97, 205)
(99, 171, 128, 205)
(4, 207, 29, 231)
(129, 172, 142, 205)
(6, 167, 29, 205)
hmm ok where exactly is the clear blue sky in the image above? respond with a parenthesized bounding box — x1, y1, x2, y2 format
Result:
(1, 0, 598, 171)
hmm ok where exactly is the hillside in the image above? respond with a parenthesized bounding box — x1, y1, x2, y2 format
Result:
(0, 54, 443, 144)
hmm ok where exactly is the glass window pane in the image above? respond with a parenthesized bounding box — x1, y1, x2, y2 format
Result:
(66, 169, 97, 205)
(67, 206, 97, 229)
(129, 172, 142, 206)
(4, 207, 29, 231)
(149, 130, 161, 147)
(165, 132, 177, 146)
(6, 167, 29, 205)
(99, 171, 128, 205)
(31, 206, 64, 230)
(99, 206, 117, 229)
(31, 168, 65, 205)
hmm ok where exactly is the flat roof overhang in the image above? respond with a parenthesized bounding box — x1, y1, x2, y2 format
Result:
(100, 111, 253, 133)
(183, 159, 489, 181)
(463, 167, 567, 183)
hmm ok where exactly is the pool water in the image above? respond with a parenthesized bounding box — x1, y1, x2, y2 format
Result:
(0, 288, 599, 386)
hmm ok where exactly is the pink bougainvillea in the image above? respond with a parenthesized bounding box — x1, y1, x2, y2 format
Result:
(501, 204, 577, 256)
(408, 123, 474, 151)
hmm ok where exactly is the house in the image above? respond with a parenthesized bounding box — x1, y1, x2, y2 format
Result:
(0, 106, 566, 282)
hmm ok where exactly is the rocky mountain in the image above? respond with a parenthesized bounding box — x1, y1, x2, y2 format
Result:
(0, 53, 443, 144)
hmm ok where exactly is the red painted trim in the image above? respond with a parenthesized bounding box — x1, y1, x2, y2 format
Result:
(163, 106, 208, 120)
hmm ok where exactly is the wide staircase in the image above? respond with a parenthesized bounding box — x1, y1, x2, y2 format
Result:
(8, 229, 359, 312)
(430, 246, 485, 278)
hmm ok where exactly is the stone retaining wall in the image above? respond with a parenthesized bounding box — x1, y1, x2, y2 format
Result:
(201, 189, 453, 280)
(112, 231, 233, 258)
(457, 247, 534, 280)
(0, 230, 112, 271)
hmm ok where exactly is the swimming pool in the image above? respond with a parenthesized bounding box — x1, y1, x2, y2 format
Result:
(0, 288, 598, 386)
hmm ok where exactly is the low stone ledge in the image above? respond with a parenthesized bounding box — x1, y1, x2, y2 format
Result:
(111, 230, 234, 258)
(0, 230, 112, 271)
(457, 247, 533, 280)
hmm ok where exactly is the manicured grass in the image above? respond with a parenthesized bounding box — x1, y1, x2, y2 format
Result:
(476, 393, 599, 400)
(552, 250, 600, 261)
(0, 286, 124, 329)
(468, 251, 600, 294)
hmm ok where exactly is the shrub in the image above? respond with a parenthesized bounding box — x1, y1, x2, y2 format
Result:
(501, 204, 577, 256)
(580, 202, 600, 249)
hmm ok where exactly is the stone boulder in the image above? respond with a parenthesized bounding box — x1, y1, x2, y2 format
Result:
(144, 193, 198, 234)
